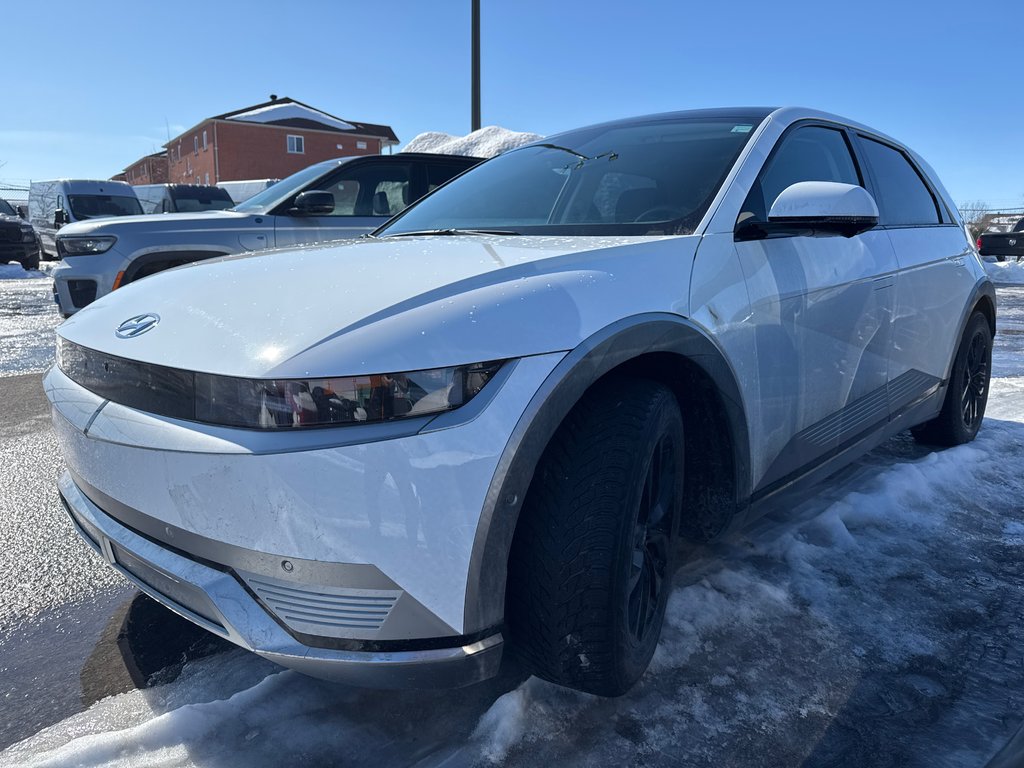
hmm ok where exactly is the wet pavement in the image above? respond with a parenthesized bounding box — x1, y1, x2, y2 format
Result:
(0, 270, 60, 377)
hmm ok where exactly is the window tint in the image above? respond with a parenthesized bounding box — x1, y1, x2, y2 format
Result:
(858, 138, 939, 226)
(1013, 218, 1024, 233)
(427, 163, 472, 193)
(317, 163, 412, 217)
(742, 126, 860, 222)
(68, 195, 143, 219)
(380, 118, 761, 237)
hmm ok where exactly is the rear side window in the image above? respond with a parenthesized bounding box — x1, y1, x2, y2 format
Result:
(741, 126, 860, 222)
(427, 163, 472, 193)
(318, 163, 412, 217)
(858, 138, 940, 226)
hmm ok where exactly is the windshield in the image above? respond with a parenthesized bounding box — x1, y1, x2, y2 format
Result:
(1015, 218, 1024, 233)
(68, 194, 143, 219)
(233, 162, 341, 213)
(0, 199, 16, 216)
(378, 118, 761, 237)
(171, 187, 235, 212)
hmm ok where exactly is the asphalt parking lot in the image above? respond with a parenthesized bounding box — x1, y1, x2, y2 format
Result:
(2, 271, 1024, 767)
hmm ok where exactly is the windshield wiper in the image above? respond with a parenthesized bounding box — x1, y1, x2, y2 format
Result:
(382, 228, 520, 238)
(535, 144, 618, 168)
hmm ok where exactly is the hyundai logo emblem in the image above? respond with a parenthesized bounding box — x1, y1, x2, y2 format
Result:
(1010, 238, 1017, 247)
(115, 313, 161, 338)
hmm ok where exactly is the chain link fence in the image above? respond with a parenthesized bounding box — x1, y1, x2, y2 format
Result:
(0, 181, 30, 211)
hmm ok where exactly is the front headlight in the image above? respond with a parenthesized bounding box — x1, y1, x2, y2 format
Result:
(56, 337, 504, 430)
(195, 362, 504, 429)
(57, 235, 117, 257)
(20, 227, 35, 243)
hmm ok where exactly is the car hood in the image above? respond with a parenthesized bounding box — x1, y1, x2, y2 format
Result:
(57, 234, 698, 378)
(58, 210, 252, 236)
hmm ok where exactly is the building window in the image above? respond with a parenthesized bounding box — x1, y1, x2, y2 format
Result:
(194, 136, 199, 155)
(202, 130, 208, 150)
(204, 172, 209, 185)
(287, 135, 305, 154)
(356, 140, 367, 150)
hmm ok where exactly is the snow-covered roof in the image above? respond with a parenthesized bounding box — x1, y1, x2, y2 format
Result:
(208, 97, 398, 143)
(402, 126, 542, 158)
(227, 102, 356, 132)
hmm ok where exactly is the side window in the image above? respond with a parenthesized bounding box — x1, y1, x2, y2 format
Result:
(741, 126, 860, 222)
(427, 163, 471, 193)
(858, 138, 940, 226)
(315, 163, 412, 217)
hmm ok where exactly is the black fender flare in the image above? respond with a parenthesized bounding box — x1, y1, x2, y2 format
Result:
(944, 277, 997, 381)
(462, 312, 752, 634)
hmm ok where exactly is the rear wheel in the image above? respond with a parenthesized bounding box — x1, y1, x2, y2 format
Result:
(912, 311, 991, 446)
(506, 377, 683, 696)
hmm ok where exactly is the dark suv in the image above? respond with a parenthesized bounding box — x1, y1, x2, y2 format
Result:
(0, 197, 41, 271)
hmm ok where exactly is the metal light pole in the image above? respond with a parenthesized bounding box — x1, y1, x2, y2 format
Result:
(471, 0, 481, 132)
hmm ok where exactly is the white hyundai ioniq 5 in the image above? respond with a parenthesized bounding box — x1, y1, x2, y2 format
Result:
(47, 107, 995, 695)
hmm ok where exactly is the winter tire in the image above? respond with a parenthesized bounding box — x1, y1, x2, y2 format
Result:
(506, 376, 684, 696)
(912, 311, 991, 447)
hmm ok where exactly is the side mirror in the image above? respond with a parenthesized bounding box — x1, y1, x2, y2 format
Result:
(54, 208, 70, 227)
(292, 190, 335, 216)
(16, 205, 27, 219)
(737, 181, 879, 240)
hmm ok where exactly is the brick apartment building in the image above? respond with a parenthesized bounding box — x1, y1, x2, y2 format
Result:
(162, 96, 399, 185)
(117, 151, 169, 185)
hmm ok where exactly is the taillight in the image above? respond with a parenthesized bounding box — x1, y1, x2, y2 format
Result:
(976, 237, 983, 250)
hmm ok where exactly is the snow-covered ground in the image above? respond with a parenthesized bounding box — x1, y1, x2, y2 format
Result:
(3, 279, 1024, 768)
(985, 259, 1024, 285)
(0, 261, 57, 280)
(403, 126, 541, 158)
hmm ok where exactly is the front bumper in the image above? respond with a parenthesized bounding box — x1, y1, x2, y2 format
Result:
(51, 250, 123, 315)
(45, 351, 567, 687)
(59, 472, 503, 688)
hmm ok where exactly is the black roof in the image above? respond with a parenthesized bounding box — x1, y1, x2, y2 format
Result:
(213, 97, 398, 143)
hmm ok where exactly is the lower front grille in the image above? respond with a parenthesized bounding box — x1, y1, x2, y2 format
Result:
(67, 279, 97, 308)
(248, 576, 400, 638)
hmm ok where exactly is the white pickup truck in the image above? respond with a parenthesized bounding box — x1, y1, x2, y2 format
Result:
(51, 153, 480, 316)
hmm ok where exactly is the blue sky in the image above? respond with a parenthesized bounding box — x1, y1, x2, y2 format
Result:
(3, 0, 1021, 210)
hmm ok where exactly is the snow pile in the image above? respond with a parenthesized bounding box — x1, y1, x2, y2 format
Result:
(0, 264, 46, 280)
(402, 126, 541, 158)
(985, 259, 1024, 284)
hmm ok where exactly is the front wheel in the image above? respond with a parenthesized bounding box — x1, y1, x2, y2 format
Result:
(912, 311, 992, 446)
(506, 377, 684, 696)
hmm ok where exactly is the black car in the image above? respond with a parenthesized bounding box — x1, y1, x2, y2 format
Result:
(978, 217, 1024, 262)
(0, 197, 41, 271)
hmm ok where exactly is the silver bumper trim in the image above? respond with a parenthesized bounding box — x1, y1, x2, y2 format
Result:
(58, 472, 504, 689)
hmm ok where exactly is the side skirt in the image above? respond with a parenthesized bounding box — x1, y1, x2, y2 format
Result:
(740, 374, 945, 528)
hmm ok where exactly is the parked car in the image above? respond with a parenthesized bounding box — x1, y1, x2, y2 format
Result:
(134, 184, 235, 215)
(0, 197, 41, 271)
(28, 179, 142, 259)
(978, 218, 1024, 261)
(216, 179, 279, 205)
(48, 107, 994, 695)
(50, 153, 480, 316)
